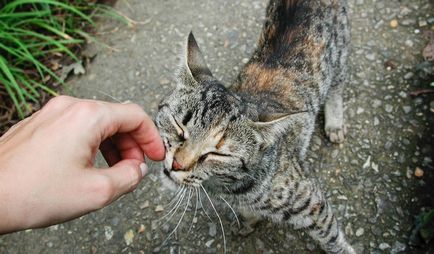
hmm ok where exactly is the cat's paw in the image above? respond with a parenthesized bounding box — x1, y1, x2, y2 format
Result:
(325, 124, 347, 144)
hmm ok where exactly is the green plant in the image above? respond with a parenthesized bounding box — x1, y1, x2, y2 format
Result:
(0, 0, 129, 120)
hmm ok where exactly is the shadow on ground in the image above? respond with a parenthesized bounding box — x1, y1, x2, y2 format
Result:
(1, 0, 433, 253)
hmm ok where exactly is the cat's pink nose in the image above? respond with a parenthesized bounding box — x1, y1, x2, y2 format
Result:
(172, 159, 183, 171)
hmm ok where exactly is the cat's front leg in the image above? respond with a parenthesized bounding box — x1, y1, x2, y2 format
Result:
(264, 178, 355, 254)
(325, 85, 347, 144)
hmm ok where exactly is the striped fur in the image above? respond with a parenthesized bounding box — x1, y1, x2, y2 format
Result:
(156, 0, 354, 253)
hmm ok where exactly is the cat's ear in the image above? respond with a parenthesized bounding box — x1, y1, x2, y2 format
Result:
(251, 112, 308, 147)
(178, 32, 214, 86)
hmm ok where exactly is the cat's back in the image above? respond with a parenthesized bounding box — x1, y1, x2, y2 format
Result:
(232, 0, 349, 112)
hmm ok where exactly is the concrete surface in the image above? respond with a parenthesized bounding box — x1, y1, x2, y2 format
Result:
(1, 0, 433, 253)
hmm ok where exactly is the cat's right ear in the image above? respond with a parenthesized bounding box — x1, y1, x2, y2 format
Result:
(177, 32, 214, 87)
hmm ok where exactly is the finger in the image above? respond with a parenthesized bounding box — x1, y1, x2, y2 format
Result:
(98, 103, 165, 161)
(99, 138, 121, 166)
(111, 133, 144, 161)
(90, 160, 147, 208)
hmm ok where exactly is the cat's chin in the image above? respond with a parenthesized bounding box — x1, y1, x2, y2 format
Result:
(159, 170, 185, 191)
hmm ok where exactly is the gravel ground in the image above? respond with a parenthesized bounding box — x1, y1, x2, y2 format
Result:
(1, 0, 433, 253)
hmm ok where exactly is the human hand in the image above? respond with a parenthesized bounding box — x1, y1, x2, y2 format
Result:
(0, 96, 165, 234)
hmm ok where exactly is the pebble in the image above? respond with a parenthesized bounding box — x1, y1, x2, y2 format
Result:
(124, 229, 134, 246)
(402, 106, 411, 113)
(403, 72, 414, 80)
(242, 58, 249, 64)
(414, 167, 424, 178)
(140, 200, 150, 209)
(365, 53, 376, 61)
(373, 117, 379, 126)
(418, 19, 428, 27)
(379, 243, 391, 250)
(205, 239, 214, 247)
(159, 78, 170, 85)
(372, 162, 379, 173)
(155, 205, 164, 212)
(208, 223, 217, 237)
(356, 228, 365, 237)
(391, 241, 407, 254)
(138, 224, 146, 234)
(104, 226, 114, 241)
(390, 19, 398, 28)
(404, 40, 414, 47)
(385, 104, 393, 113)
(356, 107, 364, 114)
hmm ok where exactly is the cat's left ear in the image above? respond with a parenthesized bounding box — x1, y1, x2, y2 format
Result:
(178, 32, 214, 87)
(251, 112, 308, 147)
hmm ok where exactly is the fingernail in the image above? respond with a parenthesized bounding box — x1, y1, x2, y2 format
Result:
(139, 163, 148, 178)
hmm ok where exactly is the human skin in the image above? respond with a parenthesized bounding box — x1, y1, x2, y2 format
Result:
(0, 96, 165, 234)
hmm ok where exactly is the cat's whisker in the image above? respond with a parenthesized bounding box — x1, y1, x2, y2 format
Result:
(164, 185, 185, 208)
(187, 187, 200, 234)
(161, 187, 192, 247)
(220, 196, 240, 228)
(200, 184, 226, 254)
(197, 186, 213, 222)
(158, 187, 186, 224)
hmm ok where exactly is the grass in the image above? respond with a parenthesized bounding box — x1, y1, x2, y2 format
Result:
(0, 0, 130, 128)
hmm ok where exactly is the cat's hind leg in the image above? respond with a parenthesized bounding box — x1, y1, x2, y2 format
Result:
(324, 84, 346, 144)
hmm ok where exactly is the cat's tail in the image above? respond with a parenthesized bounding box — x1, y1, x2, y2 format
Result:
(257, 0, 299, 53)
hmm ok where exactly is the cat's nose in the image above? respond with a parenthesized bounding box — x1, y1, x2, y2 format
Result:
(172, 159, 184, 171)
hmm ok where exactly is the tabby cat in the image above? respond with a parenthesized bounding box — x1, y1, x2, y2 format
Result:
(155, 0, 355, 253)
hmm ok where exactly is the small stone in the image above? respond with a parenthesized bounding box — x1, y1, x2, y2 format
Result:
(379, 243, 391, 250)
(47, 242, 53, 248)
(391, 241, 406, 254)
(155, 205, 164, 212)
(390, 19, 398, 28)
(306, 242, 316, 251)
(205, 239, 214, 247)
(356, 228, 365, 237)
(140, 200, 150, 209)
(208, 223, 217, 237)
(365, 53, 376, 61)
(385, 104, 393, 113)
(403, 72, 414, 80)
(242, 58, 249, 64)
(371, 162, 379, 173)
(193, 217, 198, 223)
(419, 19, 428, 27)
(363, 156, 371, 169)
(373, 117, 379, 126)
(138, 224, 146, 234)
(414, 167, 424, 178)
(104, 226, 114, 240)
(404, 40, 414, 47)
(124, 229, 134, 246)
(159, 78, 170, 85)
(403, 106, 412, 113)
(356, 107, 364, 114)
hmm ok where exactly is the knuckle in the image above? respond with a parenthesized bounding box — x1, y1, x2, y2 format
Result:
(70, 101, 104, 120)
(44, 95, 72, 111)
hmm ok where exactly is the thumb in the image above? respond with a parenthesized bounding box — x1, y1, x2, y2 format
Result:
(98, 159, 148, 203)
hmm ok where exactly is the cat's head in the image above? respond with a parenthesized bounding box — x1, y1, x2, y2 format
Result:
(155, 32, 301, 192)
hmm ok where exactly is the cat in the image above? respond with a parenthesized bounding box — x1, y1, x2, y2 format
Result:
(155, 0, 354, 253)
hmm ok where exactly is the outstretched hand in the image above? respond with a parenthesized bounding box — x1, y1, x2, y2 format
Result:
(0, 96, 165, 234)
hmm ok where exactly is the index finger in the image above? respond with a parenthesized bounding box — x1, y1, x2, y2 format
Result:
(98, 102, 165, 161)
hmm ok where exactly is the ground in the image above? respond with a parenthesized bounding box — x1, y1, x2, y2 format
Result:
(1, 0, 433, 253)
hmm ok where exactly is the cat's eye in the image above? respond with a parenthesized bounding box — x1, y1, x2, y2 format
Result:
(199, 152, 231, 162)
